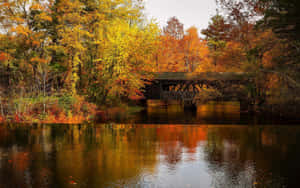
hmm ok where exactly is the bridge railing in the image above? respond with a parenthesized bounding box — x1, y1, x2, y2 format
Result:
(161, 91, 196, 101)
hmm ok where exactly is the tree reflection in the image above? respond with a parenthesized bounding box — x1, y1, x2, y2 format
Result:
(204, 126, 300, 187)
(0, 124, 299, 187)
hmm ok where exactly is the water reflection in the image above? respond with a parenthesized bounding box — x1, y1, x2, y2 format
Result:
(0, 124, 299, 187)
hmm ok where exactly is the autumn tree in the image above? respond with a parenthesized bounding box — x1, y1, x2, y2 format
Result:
(156, 35, 184, 72)
(182, 27, 211, 72)
(202, 0, 300, 111)
(156, 17, 185, 72)
(157, 18, 211, 73)
(0, 0, 55, 94)
(163, 17, 184, 40)
(79, 0, 160, 104)
(0, 0, 161, 122)
(259, 0, 300, 84)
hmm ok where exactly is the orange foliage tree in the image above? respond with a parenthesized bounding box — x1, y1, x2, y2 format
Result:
(182, 27, 211, 72)
(156, 17, 212, 73)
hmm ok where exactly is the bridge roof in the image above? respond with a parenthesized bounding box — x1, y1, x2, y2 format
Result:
(154, 72, 253, 81)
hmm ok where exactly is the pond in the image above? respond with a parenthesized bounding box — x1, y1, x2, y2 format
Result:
(0, 102, 299, 188)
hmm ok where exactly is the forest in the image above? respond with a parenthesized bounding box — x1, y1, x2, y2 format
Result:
(0, 0, 299, 123)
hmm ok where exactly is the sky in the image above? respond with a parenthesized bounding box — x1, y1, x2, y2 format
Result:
(144, 0, 217, 32)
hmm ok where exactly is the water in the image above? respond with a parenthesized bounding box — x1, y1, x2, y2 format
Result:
(0, 103, 299, 188)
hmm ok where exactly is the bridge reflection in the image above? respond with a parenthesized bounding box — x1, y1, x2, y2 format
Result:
(146, 101, 241, 124)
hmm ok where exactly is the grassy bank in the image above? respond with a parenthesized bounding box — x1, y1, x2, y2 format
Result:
(0, 95, 145, 124)
(0, 94, 97, 124)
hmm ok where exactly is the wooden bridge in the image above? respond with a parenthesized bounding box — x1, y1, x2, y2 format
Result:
(144, 72, 255, 107)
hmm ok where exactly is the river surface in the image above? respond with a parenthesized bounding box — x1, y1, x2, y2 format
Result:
(0, 102, 299, 188)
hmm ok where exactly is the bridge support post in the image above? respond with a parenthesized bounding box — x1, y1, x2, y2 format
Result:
(240, 100, 255, 113)
(183, 102, 197, 110)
